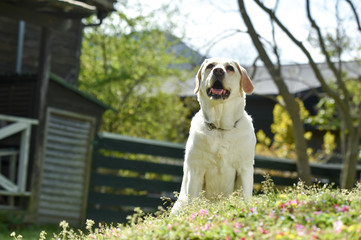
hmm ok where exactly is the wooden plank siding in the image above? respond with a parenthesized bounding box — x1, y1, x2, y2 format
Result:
(36, 108, 95, 225)
(0, 16, 82, 85)
(87, 133, 360, 223)
(0, 75, 37, 118)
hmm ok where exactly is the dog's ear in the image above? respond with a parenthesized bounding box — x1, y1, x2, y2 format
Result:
(235, 62, 254, 94)
(194, 60, 207, 94)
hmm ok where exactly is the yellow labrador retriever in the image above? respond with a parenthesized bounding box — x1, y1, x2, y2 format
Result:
(172, 57, 256, 214)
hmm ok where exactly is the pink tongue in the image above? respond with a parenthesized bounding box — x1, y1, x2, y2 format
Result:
(211, 88, 224, 95)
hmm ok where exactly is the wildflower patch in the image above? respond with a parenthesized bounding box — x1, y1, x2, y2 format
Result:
(9, 181, 361, 240)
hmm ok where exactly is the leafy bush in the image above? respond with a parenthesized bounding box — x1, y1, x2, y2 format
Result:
(256, 96, 313, 160)
(10, 180, 361, 239)
(79, 4, 193, 143)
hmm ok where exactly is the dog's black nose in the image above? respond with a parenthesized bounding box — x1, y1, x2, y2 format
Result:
(213, 68, 225, 77)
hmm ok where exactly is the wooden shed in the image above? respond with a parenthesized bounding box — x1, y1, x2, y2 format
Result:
(0, 0, 115, 225)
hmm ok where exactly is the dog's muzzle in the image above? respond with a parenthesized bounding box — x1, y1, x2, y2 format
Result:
(206, 68, 230, 100)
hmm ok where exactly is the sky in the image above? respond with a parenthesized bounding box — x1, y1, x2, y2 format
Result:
(122, 0, 361, 66)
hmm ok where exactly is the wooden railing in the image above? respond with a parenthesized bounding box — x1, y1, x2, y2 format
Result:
(87, 132, 361, 223)
(0, 114, 38, 200)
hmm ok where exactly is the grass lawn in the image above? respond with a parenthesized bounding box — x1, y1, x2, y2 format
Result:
(7, 179, 361, 239)
(0, 224, 59, 240)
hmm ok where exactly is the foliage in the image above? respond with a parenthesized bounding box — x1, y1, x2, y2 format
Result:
(0, 211, 24, 233)
(256, 96, 313, 160)
(10, 180, 361, 239)
(322, 131, 337, 156)
(307, 78, 361, 131)
(100, 93, 190, 143)
(79, 3, 193, 142)
(306, 77, 361, 160)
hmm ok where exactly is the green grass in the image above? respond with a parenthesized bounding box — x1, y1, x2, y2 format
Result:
(7, 179, 361, 239)
(1, 224, 58, 240)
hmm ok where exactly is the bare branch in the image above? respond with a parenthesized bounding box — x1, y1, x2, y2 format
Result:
(252, 0, 352, 128)
(248, 56, 260, 79)
(203, 29, 245, 56)
(344, 0, 361, 31)
(238, 0, 280, 81)
(270, 16, 281, 67)
(306, 0, 350, 104)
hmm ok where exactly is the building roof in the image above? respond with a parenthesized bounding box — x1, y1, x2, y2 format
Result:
(247, 61, 361, 95)
(178, 61, 361, 96)
(0, 0, 115, 28)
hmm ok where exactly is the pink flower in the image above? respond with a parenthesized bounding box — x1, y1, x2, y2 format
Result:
(235, 222, 243, 229)
(279, 203, 286, 209)
(234, 222, 243, 233)
(333, 220, 343, 233)
(287, 200, 299, 207)
(260, 227, 268, 234)
(199, 209, 209, 216)
(313, 211, 323, 215)
(190, 212, 198, 221)
(335, 204, 349, 213)
(201, 223, 211, 231)
(249, 207, 257, 213)
(295, 224, 307, 236)
(168, 224, 173, 230)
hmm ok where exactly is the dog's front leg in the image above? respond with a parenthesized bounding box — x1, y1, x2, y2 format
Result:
(185, 168, 204, 198)
(235, 165, 254, 200)
(171, 167, 204, 214)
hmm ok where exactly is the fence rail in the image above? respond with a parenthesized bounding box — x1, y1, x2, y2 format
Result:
(87, 132, 361, 223)
(0, 114, 38, 201)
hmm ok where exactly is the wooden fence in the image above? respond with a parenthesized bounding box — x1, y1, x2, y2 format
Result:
(86, 132, 361, 223)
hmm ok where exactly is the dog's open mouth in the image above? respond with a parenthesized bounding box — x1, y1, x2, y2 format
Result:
(206, 81, 230, 100)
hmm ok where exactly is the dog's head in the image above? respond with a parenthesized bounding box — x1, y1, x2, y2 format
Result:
(194, 58, 254, 100)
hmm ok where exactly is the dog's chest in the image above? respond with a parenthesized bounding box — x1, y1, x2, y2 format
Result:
(201, 131, 242, 171)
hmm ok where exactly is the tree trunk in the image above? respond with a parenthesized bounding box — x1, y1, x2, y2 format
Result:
(340, 127, 360, 188)
(238, 0, 312, 185)
(286, 100, 312, 185)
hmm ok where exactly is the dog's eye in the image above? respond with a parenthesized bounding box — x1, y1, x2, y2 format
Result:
(226, 65, 234, 72)
(206, 64, 214, 70)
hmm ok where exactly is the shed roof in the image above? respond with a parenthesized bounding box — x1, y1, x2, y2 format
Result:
(0, 0, 115, 28)
(0, 0, 115, 16)
(50, 73, 115, 111)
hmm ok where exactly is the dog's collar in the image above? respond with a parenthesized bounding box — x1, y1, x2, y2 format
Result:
(205, 117, 242, 131)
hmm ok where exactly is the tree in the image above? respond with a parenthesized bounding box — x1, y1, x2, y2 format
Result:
(238, 0, 361, 188)
(238, 0, 312, 185)
(79, 5, 192, 143)
(308, 77, 361, 161)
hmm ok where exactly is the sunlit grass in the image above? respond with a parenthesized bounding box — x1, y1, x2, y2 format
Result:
(8, 178, 361, 240)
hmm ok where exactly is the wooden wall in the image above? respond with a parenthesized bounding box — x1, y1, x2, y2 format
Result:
(0, 17, 83, 85)
(0, 75, 37, 118)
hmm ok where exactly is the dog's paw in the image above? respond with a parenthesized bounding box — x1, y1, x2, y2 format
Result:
(170, 199, 187, 216)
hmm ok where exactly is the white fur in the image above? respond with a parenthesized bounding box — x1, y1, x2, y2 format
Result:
(172, 58, 256, 214)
